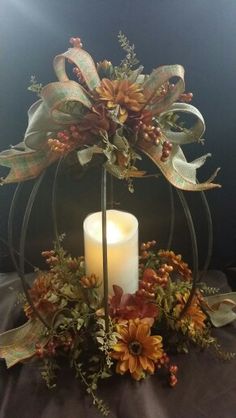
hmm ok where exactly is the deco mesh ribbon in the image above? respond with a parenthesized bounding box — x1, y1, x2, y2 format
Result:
(0, 42, 220, 191)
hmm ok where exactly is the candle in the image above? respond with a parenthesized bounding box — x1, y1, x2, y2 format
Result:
(83, 209, 139, 294)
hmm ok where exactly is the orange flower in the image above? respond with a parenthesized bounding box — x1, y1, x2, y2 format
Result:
(96, 78, 145, 123)
(110, 319, 163, 380)
(184, 298, 207, 330)
(24, 272, 56, 318)
(174, 293, 206, 331)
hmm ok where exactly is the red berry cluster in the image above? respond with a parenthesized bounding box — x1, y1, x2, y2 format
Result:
(69, 37, 83, 49)
(160, 140, 173, 162)
(139, 122, 162, 145)
(138, 263, 173, 298)
(179, 92, 193, 103)
(156, 354, 178, 387)
(35, 335, 74, 358)
(169, 364, 178, 387)
(156, 352, 170, 369)
(48, 124, 83, 154)
(140, 240, 157, 259)
(73, 66, 86, 84)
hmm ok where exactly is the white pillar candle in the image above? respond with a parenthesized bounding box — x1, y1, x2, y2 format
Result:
(83, 209, 139, 294)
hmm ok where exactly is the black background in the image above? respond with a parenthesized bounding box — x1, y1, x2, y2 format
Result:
(0, 0, 235, 272)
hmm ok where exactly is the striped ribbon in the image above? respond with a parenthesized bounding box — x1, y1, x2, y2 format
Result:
(0, 319, 47, 368)
(0, 45, 220, 191)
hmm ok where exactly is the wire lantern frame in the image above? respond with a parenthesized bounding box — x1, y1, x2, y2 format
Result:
(7, 163, 213, 333)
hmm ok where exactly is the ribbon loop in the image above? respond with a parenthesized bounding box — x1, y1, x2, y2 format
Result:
(143, 65, 185, 114)
(41, 80, 92, 120)
(159, 102, 206, 145)
(54, 47, 100, 91)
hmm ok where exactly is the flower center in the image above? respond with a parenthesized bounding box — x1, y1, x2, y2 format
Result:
(129, 340, 142, 356)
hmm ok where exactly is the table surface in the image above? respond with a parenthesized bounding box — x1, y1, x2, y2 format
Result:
(0, 271, 235, 418)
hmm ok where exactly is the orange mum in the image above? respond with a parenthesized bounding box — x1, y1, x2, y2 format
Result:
(174, 292, 207, 331)
(96, 78, 145, 123)
(111, 319, 163, 380)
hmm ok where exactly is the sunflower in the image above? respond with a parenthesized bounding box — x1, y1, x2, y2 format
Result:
(95, 78, 145, 123)
(110, 318, 163, 380)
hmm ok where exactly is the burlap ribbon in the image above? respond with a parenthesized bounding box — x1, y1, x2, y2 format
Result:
(205, 292, 236, 327)
(0, 46, 220, 191)
(0, 319, 47, 368)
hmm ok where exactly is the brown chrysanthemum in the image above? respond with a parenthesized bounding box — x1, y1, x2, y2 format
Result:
(110, 318, 163, 380)
(24, 272, 56, 318)
(95, 78, 145, 123)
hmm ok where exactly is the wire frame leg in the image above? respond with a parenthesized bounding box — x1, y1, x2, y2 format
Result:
(8, 173, 50, 329)
(176, 189, 199, 317)
(101, 167, 109, 333)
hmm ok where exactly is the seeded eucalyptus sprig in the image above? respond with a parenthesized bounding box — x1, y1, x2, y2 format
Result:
(115, 31, 139, 78)
(28, 75, 43, 97)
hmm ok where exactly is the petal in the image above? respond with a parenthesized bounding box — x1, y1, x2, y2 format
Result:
(120, 328, 129, 343)
(128, 321, 137, 340)
(139, 355, 148, 370)
(113, 342, 127, 353)
(131, 368, 144, 381)
(122, 350, 130, 361)
(140, 317, 154, 327)
(129, 355, 138, 373)
(136, 323, 150, 342)
(145, 358, 155, 374)
(111, 351, 122, 360)
(116, 360, 128, 374)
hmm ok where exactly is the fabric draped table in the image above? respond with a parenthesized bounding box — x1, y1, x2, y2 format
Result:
(0, 270, 235, 418)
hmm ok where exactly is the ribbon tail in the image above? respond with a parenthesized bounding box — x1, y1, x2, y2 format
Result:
(77, 145, 103, 166)
(0, 147, 58, 184)
(0, 319, 47, 367)
(205, 292, 236, 327)
(137, 139, 221, 191)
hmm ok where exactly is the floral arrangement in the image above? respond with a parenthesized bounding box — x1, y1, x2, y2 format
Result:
(21, 240, 229, 416)
(0, 34, 235, 417)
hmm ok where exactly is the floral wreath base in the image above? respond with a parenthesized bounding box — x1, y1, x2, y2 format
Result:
(0, 240, 233, 416)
